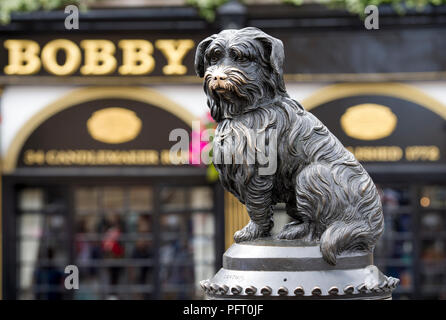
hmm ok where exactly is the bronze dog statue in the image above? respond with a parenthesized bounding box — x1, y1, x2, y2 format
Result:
(195, 27, 384, 265)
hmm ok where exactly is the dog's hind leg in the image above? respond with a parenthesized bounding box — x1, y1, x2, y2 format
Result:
(234, 175, 274, 243)
(276, 200, 313, 241)
(276, 163, 337, 243)
(290, 162, 380, 265)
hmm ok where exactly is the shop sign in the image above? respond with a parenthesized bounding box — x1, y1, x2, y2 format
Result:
(309, 95, 446, 163)
(1, 37, 197, 78)
(18, 97, 192, 168)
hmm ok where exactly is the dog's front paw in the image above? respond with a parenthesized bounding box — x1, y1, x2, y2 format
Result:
(234, 221, 267, 243)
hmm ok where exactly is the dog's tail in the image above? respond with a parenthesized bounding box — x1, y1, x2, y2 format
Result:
(320, 219, 382, 265)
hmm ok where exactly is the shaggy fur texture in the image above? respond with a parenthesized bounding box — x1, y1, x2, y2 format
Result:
(195, 27, 384, 265)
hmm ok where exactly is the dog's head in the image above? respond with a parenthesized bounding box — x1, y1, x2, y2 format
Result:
(195, 27, 287, 121)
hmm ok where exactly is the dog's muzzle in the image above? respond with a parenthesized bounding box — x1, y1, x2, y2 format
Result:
(209, 70, 228, 92)
(205, 66, 249, 95)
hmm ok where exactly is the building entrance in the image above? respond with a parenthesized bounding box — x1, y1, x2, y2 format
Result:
(12, 179, 221, 300)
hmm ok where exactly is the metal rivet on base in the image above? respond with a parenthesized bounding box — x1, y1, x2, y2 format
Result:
(344, 285, 354, 294)
(391, 278, 400, 288)
(372, 285, 384, 293)
(328, 286, 339, 295)
(210, 283, 219, 293)
(231, 286, 242, 295)
(356, 283, 367, 293)
(384, 277, 399, 290)
(311, 287, 322, 296)
(294, 286, 305, 296)
(278, 287, 289, 296)
(245, 286, 257, 295)
(217, 285, 229, 295)
(260, 286, 272, 296)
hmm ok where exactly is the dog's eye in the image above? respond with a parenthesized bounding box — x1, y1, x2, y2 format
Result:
(235, 54, 249, 63)
(209, 50, 222, 64)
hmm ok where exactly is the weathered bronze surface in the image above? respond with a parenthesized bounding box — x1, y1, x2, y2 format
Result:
(195, 27, 399, 299)
(195, 27, 383, 265)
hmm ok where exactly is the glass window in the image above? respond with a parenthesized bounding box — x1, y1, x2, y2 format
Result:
(190, 187, 213, 210)
(103, 187, 125, 211)
(129, 187, 153, 211)
(75, 188, 99, 212)
(374, 184, 414, 299)
(19, 189, 44, 211)
(160, 187, 186, 210)
(17, 188, 69, 300)
(421, 186, 446, 209)
(17, 183, 218, 300)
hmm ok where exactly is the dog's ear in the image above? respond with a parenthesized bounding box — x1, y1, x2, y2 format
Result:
(254, 35, 284, 76)
(194, 35, 217, 77)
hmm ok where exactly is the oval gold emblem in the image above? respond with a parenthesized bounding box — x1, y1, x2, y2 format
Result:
(340, 104, 397, 141)
(87, 107, 142, 144)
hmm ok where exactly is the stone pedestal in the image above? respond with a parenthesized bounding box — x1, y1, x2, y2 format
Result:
(201, 239, 399, 300)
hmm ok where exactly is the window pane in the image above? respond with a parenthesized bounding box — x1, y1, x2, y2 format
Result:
(190, 187, 212, 209)
(19, 239, 41, 264)
(75, 188, 98, 212)
(103, 187, 125, 210)
(160, 213, 189, 241)
(421, 186, 446, 209)
(374, 184, 414, 299)
(19, 213, 44, 238)
(160, 188, 186, 210)
(17, 183, 217, 300)
(129, 187, 152, 211)
(76, 214, 101, 234)
(192, 212, 214, 237)
(19, 189, 44, 211)
(421, 212, 444, 233)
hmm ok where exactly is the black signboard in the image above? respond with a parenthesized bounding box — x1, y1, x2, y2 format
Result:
(17, 97, 193, 168)
(0, 28, 445, 84)
(309, 95, 446, 164)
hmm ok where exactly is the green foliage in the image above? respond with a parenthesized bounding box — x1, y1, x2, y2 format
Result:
(2, 0, 446, 25)
(189, 0, 446, 21)
(206, 163, 219, 182)
(287, 0, 446, 16)
(186, 0, 230, 21)
(0, 0, 88, 24)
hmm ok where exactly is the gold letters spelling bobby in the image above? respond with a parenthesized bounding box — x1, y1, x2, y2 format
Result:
(3, 39, 195, 76)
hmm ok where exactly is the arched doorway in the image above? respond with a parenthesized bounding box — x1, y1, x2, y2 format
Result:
(2, 87, 224, 300)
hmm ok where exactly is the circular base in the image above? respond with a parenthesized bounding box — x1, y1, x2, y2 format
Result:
(201, 240, 399, 300)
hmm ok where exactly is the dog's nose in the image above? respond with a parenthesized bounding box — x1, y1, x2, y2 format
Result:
(213, 72, 227, 81)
